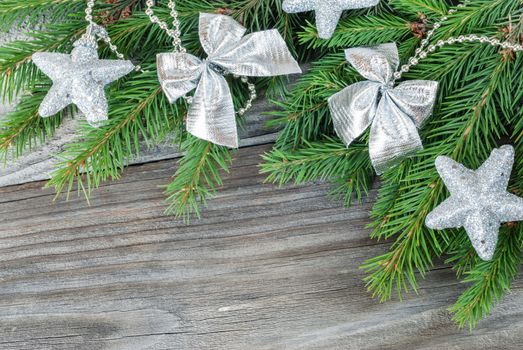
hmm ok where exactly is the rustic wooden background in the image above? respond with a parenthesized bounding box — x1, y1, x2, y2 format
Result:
(1, 30, 522, 350)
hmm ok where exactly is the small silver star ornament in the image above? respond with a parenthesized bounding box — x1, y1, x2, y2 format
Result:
(426, 145, 523, 261)
(32, 26, 135, 126)
(282, 0, 380, 39)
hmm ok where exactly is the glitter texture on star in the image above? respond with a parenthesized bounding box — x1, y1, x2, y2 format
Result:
(426, 145, 523, 261)
(32, 43, 134, 126)
(282, 0, 380, 39)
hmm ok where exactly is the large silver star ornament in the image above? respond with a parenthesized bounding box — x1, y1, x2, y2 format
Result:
(425, 145, 523, 261)
(32, 38, 134, 126)
(282, 0, 379, 39)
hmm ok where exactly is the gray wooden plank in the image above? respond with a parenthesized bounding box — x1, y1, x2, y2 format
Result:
(0, 143, 521, 350)
(0, 96, 280, 188)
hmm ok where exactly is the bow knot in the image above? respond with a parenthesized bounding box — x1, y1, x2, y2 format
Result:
(328, 43, 438, 174)
(157, 13, 301, 148)
(203, 59, 229, 75)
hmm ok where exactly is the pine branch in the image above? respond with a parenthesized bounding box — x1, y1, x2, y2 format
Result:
(164, 136, 232, 221)
(47, 65, 180, 197)
(449, 225, 523, 329)
(328, 168, 374, 206)
(261, 137, 373, 206)
(0, 1, 83, 32)
(0, 88, 64, 161)
(363, 45, 519, 301)
(442, 0, 523, 36)
(0, 21, 86, 103)
(300, 13, 412, 49)
(390, 0, 449, 18)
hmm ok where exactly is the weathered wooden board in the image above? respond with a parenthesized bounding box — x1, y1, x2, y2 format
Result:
(0, 144, 521, 350)
(0, 95, 280, 188)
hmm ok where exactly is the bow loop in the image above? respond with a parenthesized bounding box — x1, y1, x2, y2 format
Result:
(199, 13, 246, 58)
(387, 80, 439, 128)
(345, 43, 399, 85)
(328, 81, 381, 146)
(157, 53, 203, 103)
(210, 29, 302, 77)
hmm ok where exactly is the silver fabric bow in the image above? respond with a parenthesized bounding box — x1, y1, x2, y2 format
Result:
(328, 43, 438, 174)
(157, 13, 302, 148)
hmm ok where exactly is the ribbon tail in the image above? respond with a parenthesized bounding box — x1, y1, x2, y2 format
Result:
(186, 66, 238, 148)
(328, 81, 381, 147)
(369, 94, 423, 174)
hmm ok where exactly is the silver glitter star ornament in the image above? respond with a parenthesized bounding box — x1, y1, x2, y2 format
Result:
(282, 0, 379, 39)
(157, 13, 301, 148)
(426, 145, 523, 261)
(32, 25, 135, 126)
(328, 43, 438, 174)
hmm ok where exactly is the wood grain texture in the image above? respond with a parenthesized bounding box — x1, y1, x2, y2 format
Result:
(0, 96, 280, 188)
(0, 143, 521, 350)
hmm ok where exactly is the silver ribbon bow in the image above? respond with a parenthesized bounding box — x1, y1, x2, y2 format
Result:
(157, 13, 302, 148)
(328, 43, 438, 174)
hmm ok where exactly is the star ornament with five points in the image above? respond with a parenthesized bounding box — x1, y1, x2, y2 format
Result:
(282, 0, 380, 39)
(32, 37, 135, 126)
(425, 145, 523, 261)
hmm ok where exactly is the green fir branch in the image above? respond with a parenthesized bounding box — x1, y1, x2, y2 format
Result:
(0, 20, 86, 103)
(164, 136, 232, 221)
(449, 225, 523, 329)
(0, 1, 83, 32)
(390, 0, 449, 18)
(47, 65, 180, 197)
(363, 44, 519, 300)
(0, 88, 65, 161)
(300, 13, 411, 49)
